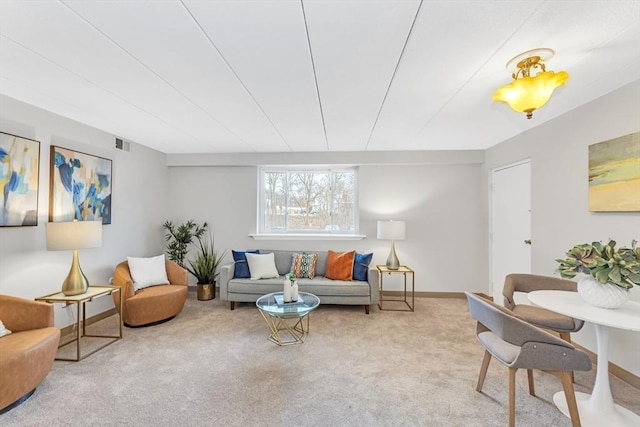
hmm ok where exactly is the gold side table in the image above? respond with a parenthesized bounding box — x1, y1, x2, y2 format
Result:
(36, 285, 123, 361)
(377, 265, 415, 311)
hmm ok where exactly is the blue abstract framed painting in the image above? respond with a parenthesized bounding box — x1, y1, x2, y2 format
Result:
(0, 132, 41, 226)
(49, 146, 112, 224)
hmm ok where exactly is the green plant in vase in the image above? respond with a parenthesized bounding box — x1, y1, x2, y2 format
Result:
(556, 239, 640, 289)
(162, 220, 207, 268)
(185, 231, 226, 301)
(556, 239, 640, 309)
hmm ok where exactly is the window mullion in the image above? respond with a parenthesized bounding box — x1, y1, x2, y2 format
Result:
(329, 171, 334, 230)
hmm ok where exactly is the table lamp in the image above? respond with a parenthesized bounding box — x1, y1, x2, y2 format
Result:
(46, 220, 103, 296)
(377, 220, 405, 270)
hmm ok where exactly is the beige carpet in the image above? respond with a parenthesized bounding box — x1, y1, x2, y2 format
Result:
(2, 294, 639, 426)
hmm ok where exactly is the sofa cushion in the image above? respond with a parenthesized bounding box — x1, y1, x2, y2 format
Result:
(232, 250, 260, 278)
(326, 250, 355, 281)
(228, 277, 284, 294)
(127, 254, 170, 291)
(246, 253, 280, 280)
(290, 252, 318, 279)
(297, 277, 371, 296)
(228, 276, 370, 296)
(353, 252, 373, 281)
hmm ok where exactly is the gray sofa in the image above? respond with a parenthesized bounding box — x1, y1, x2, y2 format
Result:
(219, 250, 379, 314)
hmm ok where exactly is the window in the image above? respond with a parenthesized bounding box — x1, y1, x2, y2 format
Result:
(259, 167, 358, 234)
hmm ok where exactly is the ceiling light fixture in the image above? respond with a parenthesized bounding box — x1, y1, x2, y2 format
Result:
(492, 48, 569, 119)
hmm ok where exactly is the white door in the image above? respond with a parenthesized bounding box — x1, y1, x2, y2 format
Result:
(491, 160, 532, 305)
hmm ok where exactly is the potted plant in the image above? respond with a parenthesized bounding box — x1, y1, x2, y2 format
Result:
(185, 231, 227, 301)
(556, 239, 640, 308)
(163, 220, 207, 268)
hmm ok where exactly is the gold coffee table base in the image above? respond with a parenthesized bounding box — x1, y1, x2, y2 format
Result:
(256, 292, 320, 346)
(259, 310, 310, 346)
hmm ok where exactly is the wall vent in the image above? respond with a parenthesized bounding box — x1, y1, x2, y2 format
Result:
(115, 137, 130, 151)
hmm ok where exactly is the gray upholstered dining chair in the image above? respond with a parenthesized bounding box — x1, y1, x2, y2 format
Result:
(502, 273, 585, 343)
(465, 292, 591, 427)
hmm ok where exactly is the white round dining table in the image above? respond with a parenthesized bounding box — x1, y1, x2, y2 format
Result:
(528, 290, 640, 427)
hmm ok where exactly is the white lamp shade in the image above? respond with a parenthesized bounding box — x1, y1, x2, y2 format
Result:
(377, 220, 406, 241)
(46, 221, 103, 250)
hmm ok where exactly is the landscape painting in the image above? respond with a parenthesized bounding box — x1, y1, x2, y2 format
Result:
(49, 146, 112, 224)
(0, 132, 40, 226)
(588, 132, 640, 212)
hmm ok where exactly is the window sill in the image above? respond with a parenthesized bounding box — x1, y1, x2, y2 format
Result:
(249, 233, 366, 241)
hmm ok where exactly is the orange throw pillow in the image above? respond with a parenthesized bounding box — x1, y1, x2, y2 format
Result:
(325, 250, 355, 281)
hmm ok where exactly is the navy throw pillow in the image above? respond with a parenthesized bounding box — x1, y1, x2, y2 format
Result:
(353, 252, 373, 281)
(232, 250, 260, 278)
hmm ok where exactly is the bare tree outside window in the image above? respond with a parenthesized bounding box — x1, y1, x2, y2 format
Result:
(260, 167, 358, 234)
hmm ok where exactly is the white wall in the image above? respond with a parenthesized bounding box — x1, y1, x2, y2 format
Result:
(485, 80, 640, 376)
(0, 95, 170, 327)
(167, 162, 487, 293)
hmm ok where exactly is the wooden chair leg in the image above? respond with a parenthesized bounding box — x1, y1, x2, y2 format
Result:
(476, 350, 492, 392)
(558, 371, 582, 427)
(509, 368, 517, 427)
(559, 333, 576, 383)
(527, 369, 535, 396)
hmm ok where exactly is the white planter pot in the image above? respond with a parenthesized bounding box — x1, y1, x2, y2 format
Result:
(577, 274, 630, 309)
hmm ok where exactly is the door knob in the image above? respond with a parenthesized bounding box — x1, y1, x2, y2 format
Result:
(524, 239, 532, 245)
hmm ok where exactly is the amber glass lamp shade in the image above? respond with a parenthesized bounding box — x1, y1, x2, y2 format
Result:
(493, 70, 569, 119)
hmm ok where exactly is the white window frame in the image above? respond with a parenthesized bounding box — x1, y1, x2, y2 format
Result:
(253, 166, 363, 240)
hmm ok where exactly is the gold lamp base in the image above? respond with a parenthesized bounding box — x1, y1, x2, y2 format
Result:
(61, 249, 89, 296)
(386, 240, 400, 270)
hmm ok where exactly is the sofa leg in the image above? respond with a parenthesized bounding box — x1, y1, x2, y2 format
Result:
(230, 301, 235, 310)
(365, 305, 370, 314)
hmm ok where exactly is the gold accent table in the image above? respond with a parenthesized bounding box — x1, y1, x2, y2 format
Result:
(377, 265, 415, 311)
(36, 286, 123, 361)
(256, 292, 320, 346)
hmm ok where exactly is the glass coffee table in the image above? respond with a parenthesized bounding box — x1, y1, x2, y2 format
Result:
(256, 292, 320, 346)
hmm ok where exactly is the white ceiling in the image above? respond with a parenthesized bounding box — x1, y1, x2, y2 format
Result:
(1, 0, 638, 154)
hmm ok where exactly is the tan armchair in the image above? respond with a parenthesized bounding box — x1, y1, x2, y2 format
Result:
(466, 292, 591, 427)
(113, 259, 188, 327)
(0, 295, 60, 413)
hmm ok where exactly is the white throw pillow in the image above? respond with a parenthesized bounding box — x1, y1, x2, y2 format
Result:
(127, 254, 170, 291)
(0, 320, 11, 338)
(245, 253, 279, 280)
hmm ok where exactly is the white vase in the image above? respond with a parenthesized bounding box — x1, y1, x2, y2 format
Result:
(577, 274, 630, 309)
(283, 278, 291, 302)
